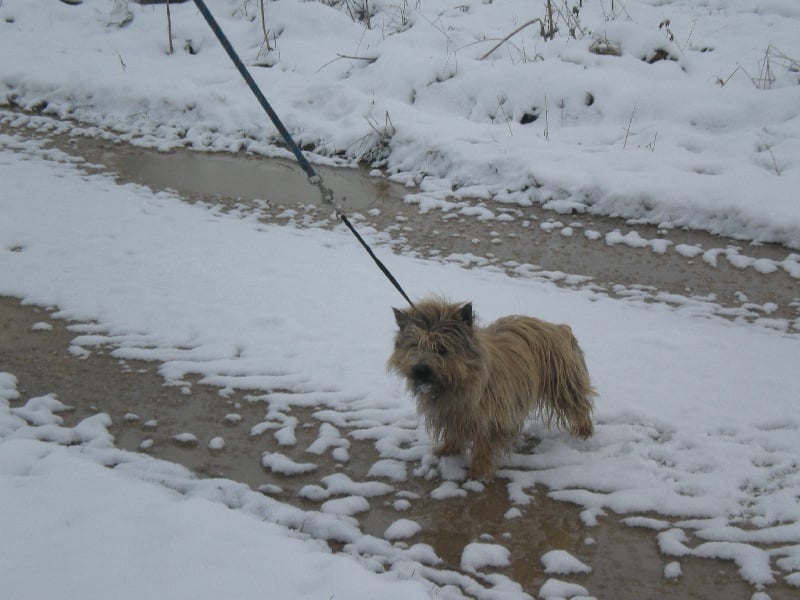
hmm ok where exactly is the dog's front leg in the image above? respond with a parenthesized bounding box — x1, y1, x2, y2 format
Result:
(467, 436, 496, 481)
(434, 436, 463, 457)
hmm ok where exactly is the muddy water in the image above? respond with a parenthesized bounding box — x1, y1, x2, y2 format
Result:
(3, 297, 796, 599)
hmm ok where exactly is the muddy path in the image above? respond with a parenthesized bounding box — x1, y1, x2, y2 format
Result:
(2, 112, 799, 332)
(3, 295, 796, 599)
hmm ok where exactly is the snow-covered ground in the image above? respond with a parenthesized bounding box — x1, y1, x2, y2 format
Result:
(1, 0, 799, 246)
(2, 1, 800, 598)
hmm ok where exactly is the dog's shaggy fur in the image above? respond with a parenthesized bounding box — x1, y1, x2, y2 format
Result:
(387, 297, 596, 480)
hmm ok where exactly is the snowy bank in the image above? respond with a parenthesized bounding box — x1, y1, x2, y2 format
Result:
(1, 0, 799, 246)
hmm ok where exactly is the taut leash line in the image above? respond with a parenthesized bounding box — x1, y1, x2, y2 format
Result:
(191, 0, 414, 308)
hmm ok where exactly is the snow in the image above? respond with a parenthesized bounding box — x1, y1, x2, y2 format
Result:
(1, 0, 800, 597)
(0, 436, 428, 600)
(1, 0, 799, 247)
(368, 458, 409, 481)
(664, 561, 682, 579)
(541, 550, 592, 575)
(538, 578, 591, 600)
(431, 480, 469, 500)
(208, 436, 225, 450)
(320, 495, 371, 516)
(261, 452, 317, 475)
(461, 542, 511, 572)
(384, 518, 422, 541)
(173, 432, 199, 445)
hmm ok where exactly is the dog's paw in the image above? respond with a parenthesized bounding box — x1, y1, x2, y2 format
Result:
(466, 472, 494, 484)
(465, 467, 495, 483)
(573, 421, 594, 438)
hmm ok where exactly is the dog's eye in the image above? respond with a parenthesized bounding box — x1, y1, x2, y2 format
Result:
(435, 344, 448, 356)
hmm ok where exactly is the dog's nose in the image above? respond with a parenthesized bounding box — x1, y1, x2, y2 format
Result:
(411, 363, 435, 383)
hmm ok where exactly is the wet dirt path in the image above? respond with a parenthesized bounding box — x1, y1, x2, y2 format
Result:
(3, 113, 798, 331)
(3, 295, 795, 599)
(2, 115, 798, 598)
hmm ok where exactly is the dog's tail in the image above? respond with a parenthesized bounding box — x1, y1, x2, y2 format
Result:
(539, 327, 596, 438)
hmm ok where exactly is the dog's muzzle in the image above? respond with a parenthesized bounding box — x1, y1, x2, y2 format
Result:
(411, 363, 436, 385)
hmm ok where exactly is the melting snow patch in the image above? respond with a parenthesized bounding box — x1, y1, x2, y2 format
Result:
(693, 542, 775, 586)
(208, 436, 225, 450)
(0, 373, 19, 402)
(320, 495, 370, 516)
(605, 229, 649, 248)
(460, 542, 511, 572)
(319, 473, 393, 498)
(622, 516, 671, 530)
(430, 480, 467, 500)
(367, 458, 408, 481)
(172, 432, 197, 445)
(298, 484, 329, 501)
(664, 561, 682, 579)
(675, 244, 704, 258)
(261, 452, 317, 475)
(541, 550, 592, 574)
(392, 499, 411, 511)
(68, 345, 90, 359)
(539, 578, 591, 600)
(580, 507, 606, 527)
(384, 518, 421, 541)
(657, 529, 693, 557)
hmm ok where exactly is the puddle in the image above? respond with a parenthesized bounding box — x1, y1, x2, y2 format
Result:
(2, 111, 799, 331)
(95, 140, 407, 214)
(3, 295, 796, 599)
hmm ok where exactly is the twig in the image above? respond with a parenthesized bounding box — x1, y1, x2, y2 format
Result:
(166, 0, 174, 55)
(543, 94, 549, 140)
(622, 106, 636, 149)
(480, 19, 545, 60)
(716, 65, 743, 87)
(258, 0, 271, 52)
(646, 131, 658, 152)
(767, 146, 782, 176)
(317, 53, 378, 72)
(544, 0, 555, 40)
(496, 96, 514, 136)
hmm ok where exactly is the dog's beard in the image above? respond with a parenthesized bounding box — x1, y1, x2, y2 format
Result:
(409, 376, 441, 399)
(414, 381, 434, 396)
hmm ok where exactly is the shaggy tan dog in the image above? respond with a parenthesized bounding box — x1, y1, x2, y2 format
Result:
(388, 298, 596, 480)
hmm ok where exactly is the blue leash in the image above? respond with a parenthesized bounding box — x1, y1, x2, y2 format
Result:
(191, 0, 415, 308)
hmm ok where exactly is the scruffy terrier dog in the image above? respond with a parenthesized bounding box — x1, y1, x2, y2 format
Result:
(388, 297, 596, 481)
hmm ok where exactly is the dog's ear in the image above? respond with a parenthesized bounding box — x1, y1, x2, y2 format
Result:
(393, 307, 410, 330)
(455, 302, 474, 327)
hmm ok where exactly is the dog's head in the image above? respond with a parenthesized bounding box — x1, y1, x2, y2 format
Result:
(387, 297, 483, 397)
